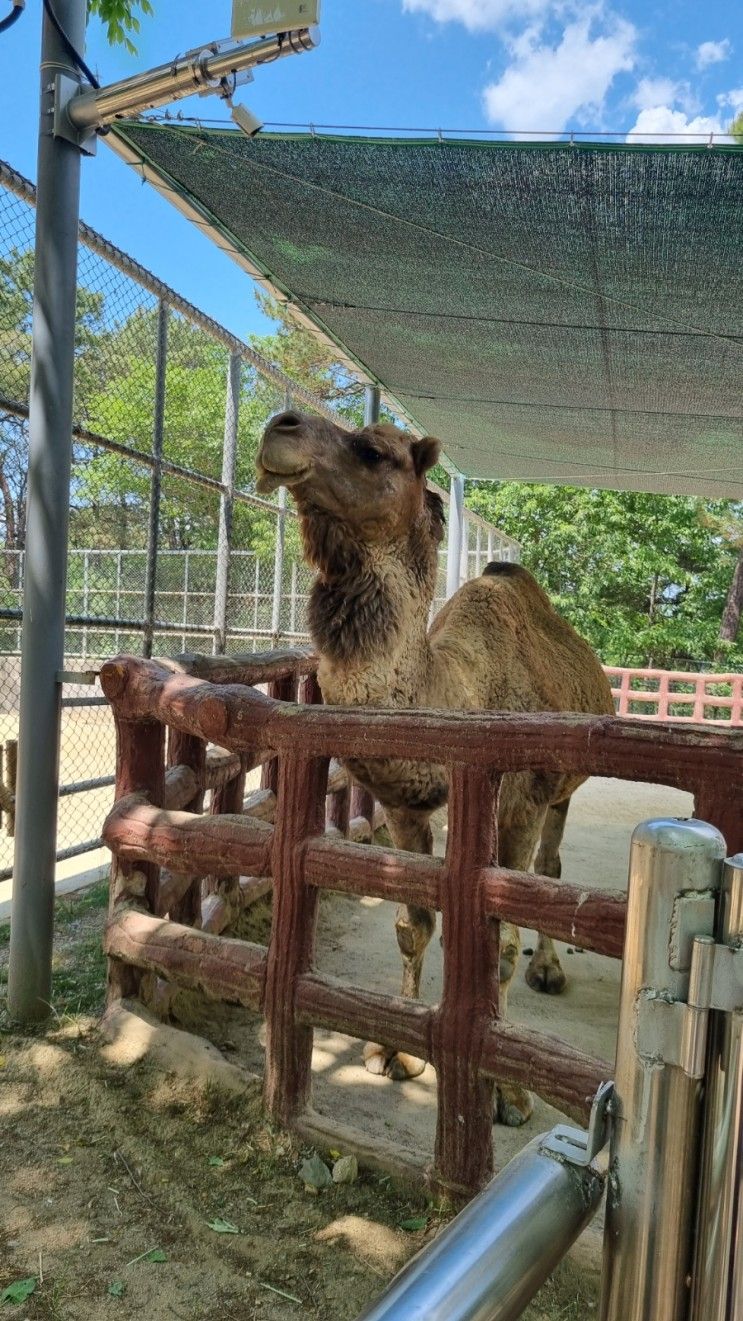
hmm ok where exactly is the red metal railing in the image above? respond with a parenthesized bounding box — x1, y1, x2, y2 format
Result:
(100, 652, 743, 1196)
(605, 667, 743, 726)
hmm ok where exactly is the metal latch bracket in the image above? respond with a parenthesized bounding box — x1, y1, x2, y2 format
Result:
(540, 1080, 614, 1167)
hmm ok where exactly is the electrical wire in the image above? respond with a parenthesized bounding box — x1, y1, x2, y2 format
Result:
(0, 1, 24, 36)
(42, 0, 100, 88)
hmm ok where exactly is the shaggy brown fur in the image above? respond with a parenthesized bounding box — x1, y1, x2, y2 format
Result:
(257, 411, 614, 1127)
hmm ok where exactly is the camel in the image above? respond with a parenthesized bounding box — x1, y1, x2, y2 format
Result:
(256, 410, 614, 1126)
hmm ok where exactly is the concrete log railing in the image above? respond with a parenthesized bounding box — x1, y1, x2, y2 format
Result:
(100, 652, 743, 1196)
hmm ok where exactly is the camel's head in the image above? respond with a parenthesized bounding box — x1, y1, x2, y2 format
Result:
(257, 411, 443, 547)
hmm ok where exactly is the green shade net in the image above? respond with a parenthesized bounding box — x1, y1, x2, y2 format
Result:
(111, 124, 743, 498)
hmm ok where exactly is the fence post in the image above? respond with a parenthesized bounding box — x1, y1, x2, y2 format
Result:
(600, 818, 726, 1321)
(690, 852, 743, 1321)
(143, 298, 168, 659)
(446, 473, 465, 598)
(181, 550, 189, 651)
(115, 550, 122, 652)
(213, 349, 240, 655)
(271, 485, 287, 643)
(82, 550, 89, 660)
(7, 0, 87, 1022)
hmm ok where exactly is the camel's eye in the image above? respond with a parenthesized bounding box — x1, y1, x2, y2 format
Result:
(355, 442, 384, 466)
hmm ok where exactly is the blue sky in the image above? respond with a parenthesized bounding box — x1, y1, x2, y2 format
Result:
(0, 0, 740, 340)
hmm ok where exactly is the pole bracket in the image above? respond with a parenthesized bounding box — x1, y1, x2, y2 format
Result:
(53, 73, 98, 155)
(540, 1080, 614, 1167)
(636, 936, 743, 1078)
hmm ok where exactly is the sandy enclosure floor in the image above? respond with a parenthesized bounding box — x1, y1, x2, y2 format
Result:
(0, 776, 694, 1319)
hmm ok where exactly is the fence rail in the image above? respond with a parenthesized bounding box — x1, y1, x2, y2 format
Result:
(100, 652, 743, 1196)
(606, 666, 743, 726)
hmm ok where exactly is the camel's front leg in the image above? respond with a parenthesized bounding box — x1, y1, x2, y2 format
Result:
(363, 807, 435, 1082)
(525, 799, 571, 995)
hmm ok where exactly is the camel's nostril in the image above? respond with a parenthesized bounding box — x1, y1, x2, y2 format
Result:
(273, 410, 302, 430)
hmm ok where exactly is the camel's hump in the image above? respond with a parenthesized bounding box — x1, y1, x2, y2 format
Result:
(482, 561, 527, 578)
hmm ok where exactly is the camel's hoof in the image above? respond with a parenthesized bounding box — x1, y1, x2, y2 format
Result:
(362, 1043, 389, 1076)
(495, 1084, 533, 1127)
(386, 1052, 425, 1081)
(362, 1043, 426, 1081)
(525, 959, 567, 995)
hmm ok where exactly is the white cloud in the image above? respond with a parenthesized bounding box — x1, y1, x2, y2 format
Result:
(696, 39, 732, 70)
(482, 16, 636, 132)
(401, 0, 548, 31)
(631, 77, 681, 111)
(718, 86, 743, 112)
(625, 106, 729, 144)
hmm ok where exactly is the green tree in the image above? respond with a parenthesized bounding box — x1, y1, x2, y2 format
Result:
(88, 0, 153, 54)
(466, 481, 741, 669)
(0, 247, 107, 573)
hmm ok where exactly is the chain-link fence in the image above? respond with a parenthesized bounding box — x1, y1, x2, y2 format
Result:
(0, 156, 519, 886)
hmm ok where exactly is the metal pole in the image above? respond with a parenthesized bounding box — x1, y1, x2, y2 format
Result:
(691, 852, 743, 1321)
(7, 0, 87, 1022)
(600, 818, 727, 1321)
(356, 1134, 604, 1321)
(181, 550, 189, 652)
(213, 350, 240, 655)
(487, 528, 494, 563)
(66, 27, 319, 132)
(271, 485, 287, 642)
(142, 298, 167, 659)
(290, 561, 298, 636)
(364, 383, 381, 427)
(446, 473, 465, 598)
(81, 550, 88, 659)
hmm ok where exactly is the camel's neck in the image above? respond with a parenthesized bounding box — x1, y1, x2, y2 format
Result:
(304, 505, 438, 707)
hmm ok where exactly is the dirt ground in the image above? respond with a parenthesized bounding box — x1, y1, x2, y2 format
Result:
(0, 777, 693, 1319)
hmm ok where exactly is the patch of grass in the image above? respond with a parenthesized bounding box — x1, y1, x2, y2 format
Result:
(50, 932, 107, 1018)
(55, 878, 109, 926)
(0, 918, 8, 949)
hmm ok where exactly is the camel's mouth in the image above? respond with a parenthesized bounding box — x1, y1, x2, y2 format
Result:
(255, 461, 310, 494)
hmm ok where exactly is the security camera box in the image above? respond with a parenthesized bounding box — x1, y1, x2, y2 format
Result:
(231, 1, 320, 39)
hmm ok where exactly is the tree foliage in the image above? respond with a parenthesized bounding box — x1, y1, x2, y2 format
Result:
(88, 0, 153, 55)
(466, 481, 743, 668)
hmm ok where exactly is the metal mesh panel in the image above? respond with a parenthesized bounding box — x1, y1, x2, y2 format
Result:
(0, 158, 516, 884)
(110, 125, 743, 501)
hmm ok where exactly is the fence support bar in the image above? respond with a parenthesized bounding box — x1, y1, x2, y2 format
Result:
(446, 472, 465, 598)
(143, 297, 167, 658)
(364, 383, 381, 427)
(600, 817, 727, 1321)
(691, 851, 743, 1321)
(356, 1134, 604, 1321)
(7, 0, 87, 1022)
(213, 349, 240, 655)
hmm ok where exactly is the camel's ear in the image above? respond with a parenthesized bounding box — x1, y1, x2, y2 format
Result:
(411, 435, 441, 475)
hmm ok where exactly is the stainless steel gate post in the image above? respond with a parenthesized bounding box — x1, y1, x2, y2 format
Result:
(600, 818, 727, 1321)
(691, 852, 743, 1321)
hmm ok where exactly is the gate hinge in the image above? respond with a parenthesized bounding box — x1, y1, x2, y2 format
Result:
(541, 1080, 614, 1167)
(636, 935, 743, 1078)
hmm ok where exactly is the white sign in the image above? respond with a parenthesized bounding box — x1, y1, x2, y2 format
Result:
(231, 1, 320, 39)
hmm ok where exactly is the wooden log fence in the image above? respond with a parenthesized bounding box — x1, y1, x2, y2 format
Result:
(99, 650, 743, 1196)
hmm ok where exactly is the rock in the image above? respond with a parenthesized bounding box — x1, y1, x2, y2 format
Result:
(332, 1155, 358, 1185)
(300, 1153, 333, 1193)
